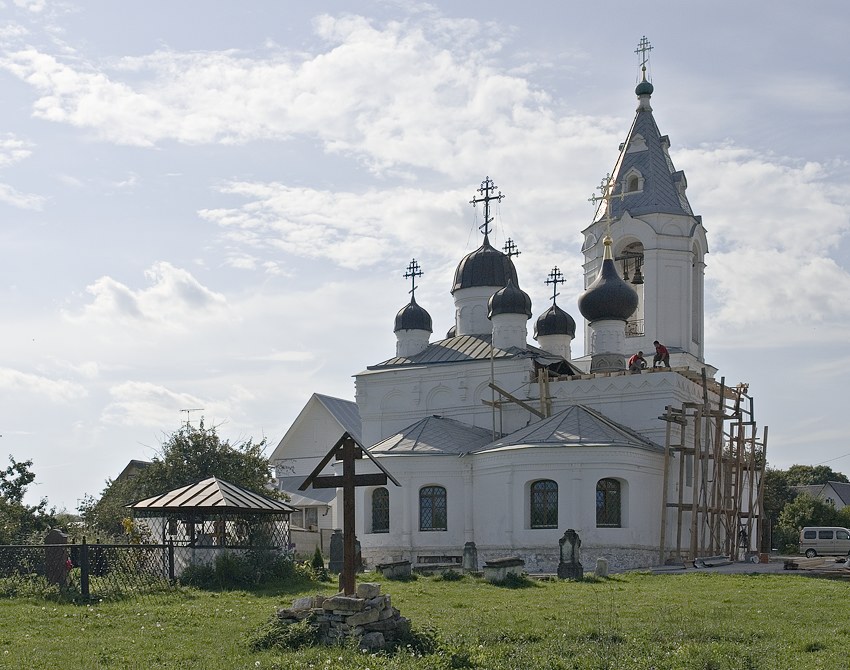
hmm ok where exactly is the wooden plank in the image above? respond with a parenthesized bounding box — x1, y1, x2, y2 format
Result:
(311, 473, 388, 489)
(487, 382, 545, 419)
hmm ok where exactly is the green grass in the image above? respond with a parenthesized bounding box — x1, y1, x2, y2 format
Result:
(0, 571, 848, 669)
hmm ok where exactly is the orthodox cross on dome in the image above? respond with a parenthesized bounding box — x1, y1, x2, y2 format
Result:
(589, 173, 627, 234)
(503, 238, 520, 258)
(470, 176, 504, 243)
(635, 36, 653, 81)
(403, 258, 423, 299)
(545, 266, 565, 304)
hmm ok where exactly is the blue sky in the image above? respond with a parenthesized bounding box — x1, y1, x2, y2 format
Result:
(1, 0, 849, 510)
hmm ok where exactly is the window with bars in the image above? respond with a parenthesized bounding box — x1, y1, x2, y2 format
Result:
(530, 479, 558, 528)
(371, 487, 389, 533)
(596, 478, 621, 527)
(419, 486, 447, 531)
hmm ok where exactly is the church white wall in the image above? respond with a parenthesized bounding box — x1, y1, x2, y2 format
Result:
(355, 358, 537, 448)
(354, 455, 472, 567)
(491, 313, 529, 350)
(269, 399, 348, 477)
(548, 370, 713, 447)
(395, 329, 431, 358)
(470, 445, 664, 572)
(454, 286, 501, 335)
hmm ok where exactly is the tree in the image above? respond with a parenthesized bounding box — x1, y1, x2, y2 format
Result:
(0, 455, 56, 544)
(80, 423, 277, 537)
(778, 493, 843, 531)
(785, 464, 849, 486)
(762, 468, 795, 517)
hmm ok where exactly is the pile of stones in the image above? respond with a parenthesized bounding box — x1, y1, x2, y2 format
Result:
(275, 582, 409, 650)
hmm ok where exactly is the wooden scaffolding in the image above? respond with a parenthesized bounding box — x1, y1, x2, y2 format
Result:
(658, 371, 768, 563)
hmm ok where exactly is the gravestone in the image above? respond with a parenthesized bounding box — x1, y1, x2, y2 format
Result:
(44, 528, 69, 586)
(557, 528, 584, 580)
(462, 541, 478, 572)
(328, 529, 344, 573)
(595, 556, 609, 578)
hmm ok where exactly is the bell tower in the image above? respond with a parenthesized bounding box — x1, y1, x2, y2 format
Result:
(580, 37, 709, 370)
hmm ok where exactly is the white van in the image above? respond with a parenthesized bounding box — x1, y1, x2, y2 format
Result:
(798, 527, 850, 558)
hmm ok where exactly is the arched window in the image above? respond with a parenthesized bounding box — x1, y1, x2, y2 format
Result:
(419, 486, 447, 531)
(627, 176, 639, 192)
(596, 479, 621, 528)
(371, 487, 389, 533)
(530, 480, 558, 529)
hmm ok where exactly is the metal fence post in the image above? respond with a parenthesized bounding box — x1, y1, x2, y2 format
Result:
(80, 537, 90, 598)
(168, 538, 175, 584)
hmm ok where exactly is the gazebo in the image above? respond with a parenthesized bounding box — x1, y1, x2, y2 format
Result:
(128, 477, 298, 572)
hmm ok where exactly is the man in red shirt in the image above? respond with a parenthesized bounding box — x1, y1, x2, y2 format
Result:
(627, 351, 647, 373)
(652, 341, 670, 368)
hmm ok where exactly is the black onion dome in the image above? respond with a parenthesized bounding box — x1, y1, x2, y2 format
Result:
(446, 324, 457, 338)
(578, 257, 639, 323)
(534, 303, 577, 339)
(635, 79, 654, 96)
(394, 296, 433, 333)
(452, 239, 519, 294)
(488, 279, 532, 319)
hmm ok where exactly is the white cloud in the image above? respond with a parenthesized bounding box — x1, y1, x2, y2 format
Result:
(101, 380, 206, 428)
(0, 181, 44, 209)
(13, 0, 45, 13)
(64, 261, 228, 329)
(0, 13, 601, 181)
(0, 366, 86, 402)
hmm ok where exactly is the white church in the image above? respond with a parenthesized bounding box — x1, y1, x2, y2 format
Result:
(271, 43, 764, 572)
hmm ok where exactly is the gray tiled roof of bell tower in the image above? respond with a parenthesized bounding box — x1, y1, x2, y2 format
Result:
(599, 87, 696, 222)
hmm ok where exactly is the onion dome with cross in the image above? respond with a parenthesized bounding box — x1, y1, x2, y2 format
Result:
(393, 259, 433, 358)
(534, 266, 576, 339)
(488, 278, 532, 319)
(578, 235, 638, 323)
(394, 259, 432, 333)
(451, 177, 519, 294)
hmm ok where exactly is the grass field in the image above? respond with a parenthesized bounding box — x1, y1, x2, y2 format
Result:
(0, 571, 847, 670)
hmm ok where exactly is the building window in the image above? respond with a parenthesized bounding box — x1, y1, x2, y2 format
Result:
(419, 486, 447, 531)
(371, 487, 389, 533)
(596, 478, 621, 528)
(530, 480, 558, 528)
(627, 176, 639, 192)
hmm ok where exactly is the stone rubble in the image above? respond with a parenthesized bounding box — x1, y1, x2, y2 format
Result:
(275, 582, 409, 650)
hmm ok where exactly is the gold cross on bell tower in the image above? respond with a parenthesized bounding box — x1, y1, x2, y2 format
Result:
(588, 173, 628, 237)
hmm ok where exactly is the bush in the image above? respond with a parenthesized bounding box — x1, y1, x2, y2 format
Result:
(310, 547, 329, 582)
(494, 572, 535, 589)
(436, 569, 463, 582)
(248, 617, 319, 651)
(178, 550, 300, 590)
(773, 525, 801, 554)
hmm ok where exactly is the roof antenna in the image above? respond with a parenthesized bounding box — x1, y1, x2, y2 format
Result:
(180, 408, 204, 429)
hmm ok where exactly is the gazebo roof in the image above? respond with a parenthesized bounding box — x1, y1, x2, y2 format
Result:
(128, 477, 297, 515)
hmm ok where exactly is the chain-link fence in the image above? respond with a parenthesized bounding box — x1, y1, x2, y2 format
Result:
(0, 540, 176, 602)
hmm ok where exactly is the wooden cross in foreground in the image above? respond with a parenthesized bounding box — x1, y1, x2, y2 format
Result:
(300, 432, 400, 595)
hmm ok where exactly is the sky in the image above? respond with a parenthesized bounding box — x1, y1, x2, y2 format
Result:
(1, 0, 849, 511)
